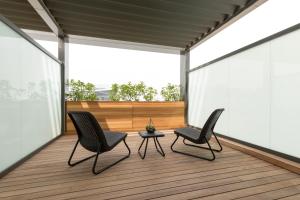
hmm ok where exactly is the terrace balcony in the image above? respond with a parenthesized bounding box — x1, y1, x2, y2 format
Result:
(0, 0, 299, 199)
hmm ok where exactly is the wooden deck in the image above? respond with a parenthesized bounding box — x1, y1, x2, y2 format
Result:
(0, 133, 299, 200)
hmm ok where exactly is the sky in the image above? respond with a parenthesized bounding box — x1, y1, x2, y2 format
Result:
(36, 40, 180, 90)
(68, 44, 179, 89)
(36, 0, 300, 89)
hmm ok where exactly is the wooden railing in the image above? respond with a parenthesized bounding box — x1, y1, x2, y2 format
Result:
(66, 101, 185, 134)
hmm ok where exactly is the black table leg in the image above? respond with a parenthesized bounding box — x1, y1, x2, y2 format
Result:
(138, 138, 148, 159)
(138, 136, 165, 159)
(154, 137, 165, 157)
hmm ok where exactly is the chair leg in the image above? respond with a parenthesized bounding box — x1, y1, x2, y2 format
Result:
(68, 139, 97, 167)
(171, 135, 216, 161)
(212, 133, 223, 152)
(183, 133, 222, 152)
(92, 139, 131, 175)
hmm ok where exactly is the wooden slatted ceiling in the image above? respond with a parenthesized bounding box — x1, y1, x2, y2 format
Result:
(44, 0, 252, 48)
(0, 134, 299, 199)
(0, 0, 51, 31)
(0, 0, 260, 48)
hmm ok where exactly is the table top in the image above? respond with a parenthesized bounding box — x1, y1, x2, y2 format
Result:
(138, 131, 165, 138)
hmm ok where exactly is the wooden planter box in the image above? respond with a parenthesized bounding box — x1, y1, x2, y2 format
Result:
(66, 101, 185, 134)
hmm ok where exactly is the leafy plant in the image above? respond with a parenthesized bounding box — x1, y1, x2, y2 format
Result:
(135, 82, 146, 100)
(145, 118, 156, 133)
(143, 87, 157, 101)
(66, 79, 97, 101)
(84, 83, 97, 100)
(119, 82, 140, 101)
(161, 83, 180, 101)
(109, 83, 121, 101)
(108, 82, 157, 101)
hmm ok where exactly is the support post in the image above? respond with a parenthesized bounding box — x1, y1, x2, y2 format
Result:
(58, 36, 66, 133)
(180, 50, 190, 125)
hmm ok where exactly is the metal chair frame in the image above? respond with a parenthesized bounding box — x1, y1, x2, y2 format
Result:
(171, 108, 224, 161)
(171, 132, 222, 161)
(68, 138, 131, 175)
(67, 111, 131, 175)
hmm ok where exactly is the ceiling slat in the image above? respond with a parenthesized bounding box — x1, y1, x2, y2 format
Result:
(69, 30, 187, 47)
(51, 11, 209, 33)
(62, 24, 190, 44)
(109, 0, 233, 17)
(56, 18, 200, 39)
(0, 0, 51, 31)
(161, 0, 240, 13)
(51, 0, 225, 22)
(46, 1, 216, 28)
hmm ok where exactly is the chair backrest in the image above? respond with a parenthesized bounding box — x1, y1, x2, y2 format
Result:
(198, 108, 224, 142)
(68, 111, 108, 150)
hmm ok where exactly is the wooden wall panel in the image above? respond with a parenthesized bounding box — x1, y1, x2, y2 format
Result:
(66, 101, 132, 134)
(132, 102, 185, 130)
(66, 101, 185, 134)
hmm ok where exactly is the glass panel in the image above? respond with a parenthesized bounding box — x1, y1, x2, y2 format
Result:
(189, 27, 300, 158)
(0, 21, 61, 172)
(269, 29, 300, 157)
(190, 0, 300, 69)
(188, 60, 229, 135)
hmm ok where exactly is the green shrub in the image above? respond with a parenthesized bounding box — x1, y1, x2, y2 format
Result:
(109, 83, 121, 101)
(143, 87, 157, 101)
(66, 79, 97, 101)
(161, 83, 180, 101)
(119, 81, 142, 101)
(109, 82, 157, 101)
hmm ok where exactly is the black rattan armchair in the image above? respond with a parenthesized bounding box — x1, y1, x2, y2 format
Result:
(171, 108, 224, 161)
(68, 111, 131, 175)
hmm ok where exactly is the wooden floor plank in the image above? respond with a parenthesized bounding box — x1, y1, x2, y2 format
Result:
(0, 134, 299, 200)
(196, 178, 300, 200)
(0, 164, 276, 199)
(45, 170, 291, 200)
(278, 193, 300, 200)
(0, 157, 263, 191)
(237, 185, 300, 200)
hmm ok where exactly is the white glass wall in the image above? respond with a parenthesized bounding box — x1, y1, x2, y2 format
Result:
(188, 27, 300, 158)
(190, 0, 300, 69)
(0, 20, 61, 173)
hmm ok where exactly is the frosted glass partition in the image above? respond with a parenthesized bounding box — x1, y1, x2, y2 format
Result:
(188, 26, 300, 159)
(190, 0, 300, 69)
(0, 20, 61, 173)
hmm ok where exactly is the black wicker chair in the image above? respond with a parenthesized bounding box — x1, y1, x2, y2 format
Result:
(67, 111, 131, 175)
(171, 108, 224, 161)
